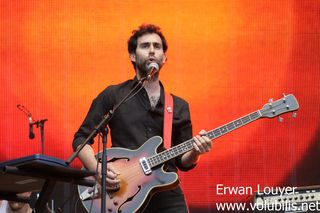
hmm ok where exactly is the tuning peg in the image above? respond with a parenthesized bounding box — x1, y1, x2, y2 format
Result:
(292, 112, 297, 118)
(268, 98, 273, 107)
(278, 116, 284, 122)
(282, 93, 287, 103)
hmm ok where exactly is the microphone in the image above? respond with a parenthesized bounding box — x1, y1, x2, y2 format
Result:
(17, 104, 36, 140)
(146, 62, 159, 80)
(28, 115, 35, 139)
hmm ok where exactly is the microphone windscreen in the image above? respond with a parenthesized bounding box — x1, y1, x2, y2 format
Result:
(147, 62, 159, 71)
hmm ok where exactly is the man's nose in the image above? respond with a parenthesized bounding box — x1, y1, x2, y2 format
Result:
(149, 45, 155, 54)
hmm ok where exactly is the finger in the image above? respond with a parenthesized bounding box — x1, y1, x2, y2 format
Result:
(197, 135, 212, 152)
(199, 129, 212, 150)
(201, 135, 211, 149)
(106, 179, 120, 190)
(107, 164, 120, 175)
(204, 136, 212, 149)
(194, 136, 206, 153)
(192, 137, 201, 153)
(106, 178, 120, 185)
(107, 170, 119, 179)
(199, 129, 207, 136)
(106, 184, 120, 190)
(107, 185, 120, 190)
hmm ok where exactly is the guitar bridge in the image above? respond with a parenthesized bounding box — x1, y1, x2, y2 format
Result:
(139, 157, 152, 175)
(79, 186, 99, 201)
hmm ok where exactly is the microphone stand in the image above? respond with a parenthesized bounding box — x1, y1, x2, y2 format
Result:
(66, 75, 149, 213)
(33, 119, 48, 155)
(16, 105, 48, 155)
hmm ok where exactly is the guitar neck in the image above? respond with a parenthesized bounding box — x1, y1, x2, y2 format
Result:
(147, 110, 262, 168)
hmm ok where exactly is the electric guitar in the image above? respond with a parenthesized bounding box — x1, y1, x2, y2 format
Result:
(78, 94, 299, 213)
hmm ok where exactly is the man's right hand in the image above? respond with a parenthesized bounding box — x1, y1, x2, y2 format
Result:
(105, 163, 120, 190)
(78, 145, 121, 191)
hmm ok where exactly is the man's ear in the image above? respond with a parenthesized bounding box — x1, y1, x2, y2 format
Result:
(130, 53, 136, 62)
(162, 54, 167, 64)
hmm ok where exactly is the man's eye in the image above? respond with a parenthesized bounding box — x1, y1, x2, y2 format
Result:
(140, 44, 149, 48)
(154, 44, 162, 49)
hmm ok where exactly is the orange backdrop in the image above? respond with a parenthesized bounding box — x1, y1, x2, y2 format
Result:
(1, 0, 319, 211)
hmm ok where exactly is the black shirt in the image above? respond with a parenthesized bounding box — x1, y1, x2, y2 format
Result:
(73, 77, 195, 172)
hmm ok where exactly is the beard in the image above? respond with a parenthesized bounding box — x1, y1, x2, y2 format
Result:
(135, 59, 162, 78)
(135, 60, 149, 77)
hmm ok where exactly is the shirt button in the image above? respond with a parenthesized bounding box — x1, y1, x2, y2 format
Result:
(148, 127, 152, 132)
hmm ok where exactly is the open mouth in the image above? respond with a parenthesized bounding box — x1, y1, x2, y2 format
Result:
(147, 57, 156, 62)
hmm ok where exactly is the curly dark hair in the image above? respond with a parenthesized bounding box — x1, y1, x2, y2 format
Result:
(127, 24, 168, 55)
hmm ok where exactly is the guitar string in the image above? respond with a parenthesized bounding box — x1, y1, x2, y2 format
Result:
(105, 144, 192, 183)
(107, 116, 281, 180)
(259, 100, 289, 115)
(102, 100, 291, 186)
(108, 143, 193, 180)
(114, 100, 290, 179)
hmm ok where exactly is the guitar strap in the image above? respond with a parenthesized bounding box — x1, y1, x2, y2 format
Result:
(163, 92, 173, 149)
(163, 92, 191, 213)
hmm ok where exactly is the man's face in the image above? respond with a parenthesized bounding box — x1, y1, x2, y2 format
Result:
(8, 201, 26, 211)
(8, 191, 32, 211)
(130, 33, 166, 77)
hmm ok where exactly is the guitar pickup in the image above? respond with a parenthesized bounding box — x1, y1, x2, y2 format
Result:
(139, 157, 152, 175)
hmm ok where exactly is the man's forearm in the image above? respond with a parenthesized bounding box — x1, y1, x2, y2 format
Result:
(78, 144, 99, 172)
(181, 150, 200, 168)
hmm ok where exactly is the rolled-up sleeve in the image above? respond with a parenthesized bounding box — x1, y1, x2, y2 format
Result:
(72, 88, 113, 151)
(172, 99, 196, 171)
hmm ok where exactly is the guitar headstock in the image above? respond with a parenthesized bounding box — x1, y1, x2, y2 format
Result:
(260, 94, 299, 118)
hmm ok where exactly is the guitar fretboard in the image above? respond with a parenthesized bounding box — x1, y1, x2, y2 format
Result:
(147, 110, 261, 168)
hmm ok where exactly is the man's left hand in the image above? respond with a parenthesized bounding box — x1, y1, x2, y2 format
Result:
(192, 129, 212, 154)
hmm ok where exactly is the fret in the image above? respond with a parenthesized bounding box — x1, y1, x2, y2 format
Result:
(241, 116, 250, 124)
(164, 151, 169, 158)
(182, 143, 188, 152)
(161, 153, 167, 160)
(166, 150, 170, 157)
(187, 142, 193, 149)
(250, 111, 259, 120)
(159, 154, 164, 161)
(153, 157, 157, 164)
(149, 140, 194, 168)
(220, 126, 228, 134)
(213, 129, 221, 137)
(169, 150, 174, 157)
(207, 132, 215, 139)
(171, 149, 176, 156)
(149, 157, 154, 165)
(226, 122, 235, 130)
(164, 152, 170, 159)
(152, 157, 158, 165)
(148, 110, 262, 168)
(175, 148, 180, 155)
(163, 153, 169, 161)
(234, 119, 242, 127)
(148, 157, 154, 167)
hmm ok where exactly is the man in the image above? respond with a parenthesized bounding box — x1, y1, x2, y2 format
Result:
(73, 24, 212, 212)
(0, 192, 32, 213)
